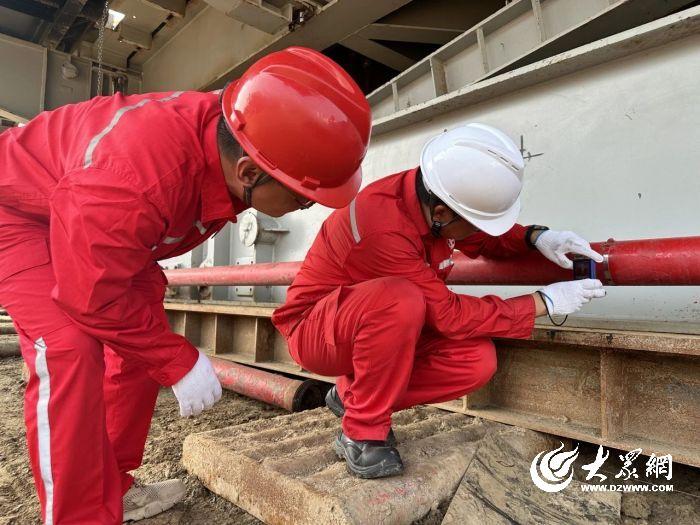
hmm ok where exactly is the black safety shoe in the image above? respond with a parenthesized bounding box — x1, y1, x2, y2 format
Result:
(325, 385, 346, 417)
(325, 386, 398, 446)
(333, 432, 404, 479)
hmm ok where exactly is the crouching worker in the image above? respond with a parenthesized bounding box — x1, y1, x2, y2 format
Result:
(272, 124, 606, 479)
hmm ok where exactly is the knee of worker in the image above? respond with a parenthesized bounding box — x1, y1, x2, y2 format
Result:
(374, 277, 426, 326)
(470, 340, 497, 390)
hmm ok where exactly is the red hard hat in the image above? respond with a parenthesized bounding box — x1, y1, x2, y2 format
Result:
(221, 46, 371, 209)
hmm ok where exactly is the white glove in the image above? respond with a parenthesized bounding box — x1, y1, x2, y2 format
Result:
(535, 230, 604, 269)
(171, 351, 222, 417)
(540, 279, 606, 316)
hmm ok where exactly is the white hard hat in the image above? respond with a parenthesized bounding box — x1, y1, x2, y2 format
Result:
(420, 123, 525, 236)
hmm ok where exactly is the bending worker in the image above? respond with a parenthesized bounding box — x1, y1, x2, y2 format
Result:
(272, 124, 606, 479)
(0, 47, 370, 523)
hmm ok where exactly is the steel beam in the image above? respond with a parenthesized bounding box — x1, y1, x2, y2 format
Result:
(0, 106, 29, 124)
(141, 0, 187, 18)
(358, 22, 462, 45)
(371, 5, 700, 135)
(118, 23, 153, 49)
(40, 0, 89, 50)
(201, 0, 413, 90)
(368, 0, 693, 123)
(341, 33, 415, 71)
(0, 0, 55, 21)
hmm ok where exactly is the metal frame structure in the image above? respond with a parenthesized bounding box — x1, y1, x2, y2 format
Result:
(367, 0, 691, 122)
(165, 299, 700, 467)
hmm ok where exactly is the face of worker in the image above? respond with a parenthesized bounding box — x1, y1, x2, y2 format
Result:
(432, 204, 481, 241)
(232, 157, 315, 217)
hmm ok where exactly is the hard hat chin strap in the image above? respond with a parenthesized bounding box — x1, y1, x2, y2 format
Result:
(243, 173, 273, 207)
(431, 216, 459, 237)
(428, 192, 459, 238)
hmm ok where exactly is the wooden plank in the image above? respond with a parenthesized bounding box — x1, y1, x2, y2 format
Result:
(600, 350, 626, 440)
(620, 352, 699, 450)
(164, 301, 275, 318)
(200, 314, 216, 352)
(216, 315, 235, 354)
(183, 312, 202, 346)
(164, 300, 700, 467)
(465, 384, 490, 410)
(169, 311, 186, 336)
(199, 314, 235, 355)
(487, 343, 602, 431)
(463, 406, 699, 468)
(164, 301, 700, 355)
(526, 326, 700, 356)
(231, 317, 258, 361)
(254, 317, 275, 362)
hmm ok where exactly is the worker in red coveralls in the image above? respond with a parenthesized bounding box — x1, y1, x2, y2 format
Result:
(272, 123, 606, 479)
(0, 47, 370, 523)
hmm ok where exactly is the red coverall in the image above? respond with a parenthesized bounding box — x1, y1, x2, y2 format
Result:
(0, 91, 246, 523)
(272, 168, 536, 441)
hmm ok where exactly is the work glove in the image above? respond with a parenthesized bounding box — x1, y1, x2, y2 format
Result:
(539, 279, 606, 316)
(171, 351, 222, 417)
(535, 230, 604, 269)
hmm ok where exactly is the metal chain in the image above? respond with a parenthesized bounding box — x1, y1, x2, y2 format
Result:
(96, 0, 109, 96)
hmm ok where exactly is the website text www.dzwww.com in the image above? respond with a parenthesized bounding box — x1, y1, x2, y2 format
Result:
(581, 484, 674, 492)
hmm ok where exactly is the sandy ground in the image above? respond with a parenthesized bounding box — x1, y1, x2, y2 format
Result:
(0, 356, 281, 524)
(1, 354, 698, 525)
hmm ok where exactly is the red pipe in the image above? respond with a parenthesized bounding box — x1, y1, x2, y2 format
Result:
(167, 261, 301, 287)
(164, 236, 700, 287)
(209, 357, 322, 411)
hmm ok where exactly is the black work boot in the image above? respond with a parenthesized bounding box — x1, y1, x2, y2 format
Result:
(325, 385, 346, 417)
(333, 432, 404, 479)
(325, 386, 397, 446)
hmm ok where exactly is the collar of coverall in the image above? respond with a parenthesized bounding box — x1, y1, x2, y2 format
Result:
(200, 112, 248, 224)
(403, 167, 431, 238)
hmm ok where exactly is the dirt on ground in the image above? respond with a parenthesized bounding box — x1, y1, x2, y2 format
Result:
(0, 356, 281, 524)
(2, 354, 699, 525)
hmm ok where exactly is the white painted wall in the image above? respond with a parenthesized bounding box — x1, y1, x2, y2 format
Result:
(0, 34, 46, 119)
(162, 17, 700, 331)
(265, 31, 700, 330)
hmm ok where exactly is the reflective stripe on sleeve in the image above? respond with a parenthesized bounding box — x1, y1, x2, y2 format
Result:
(83, 91, 184, 168)
(349, 198, 361, 243)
